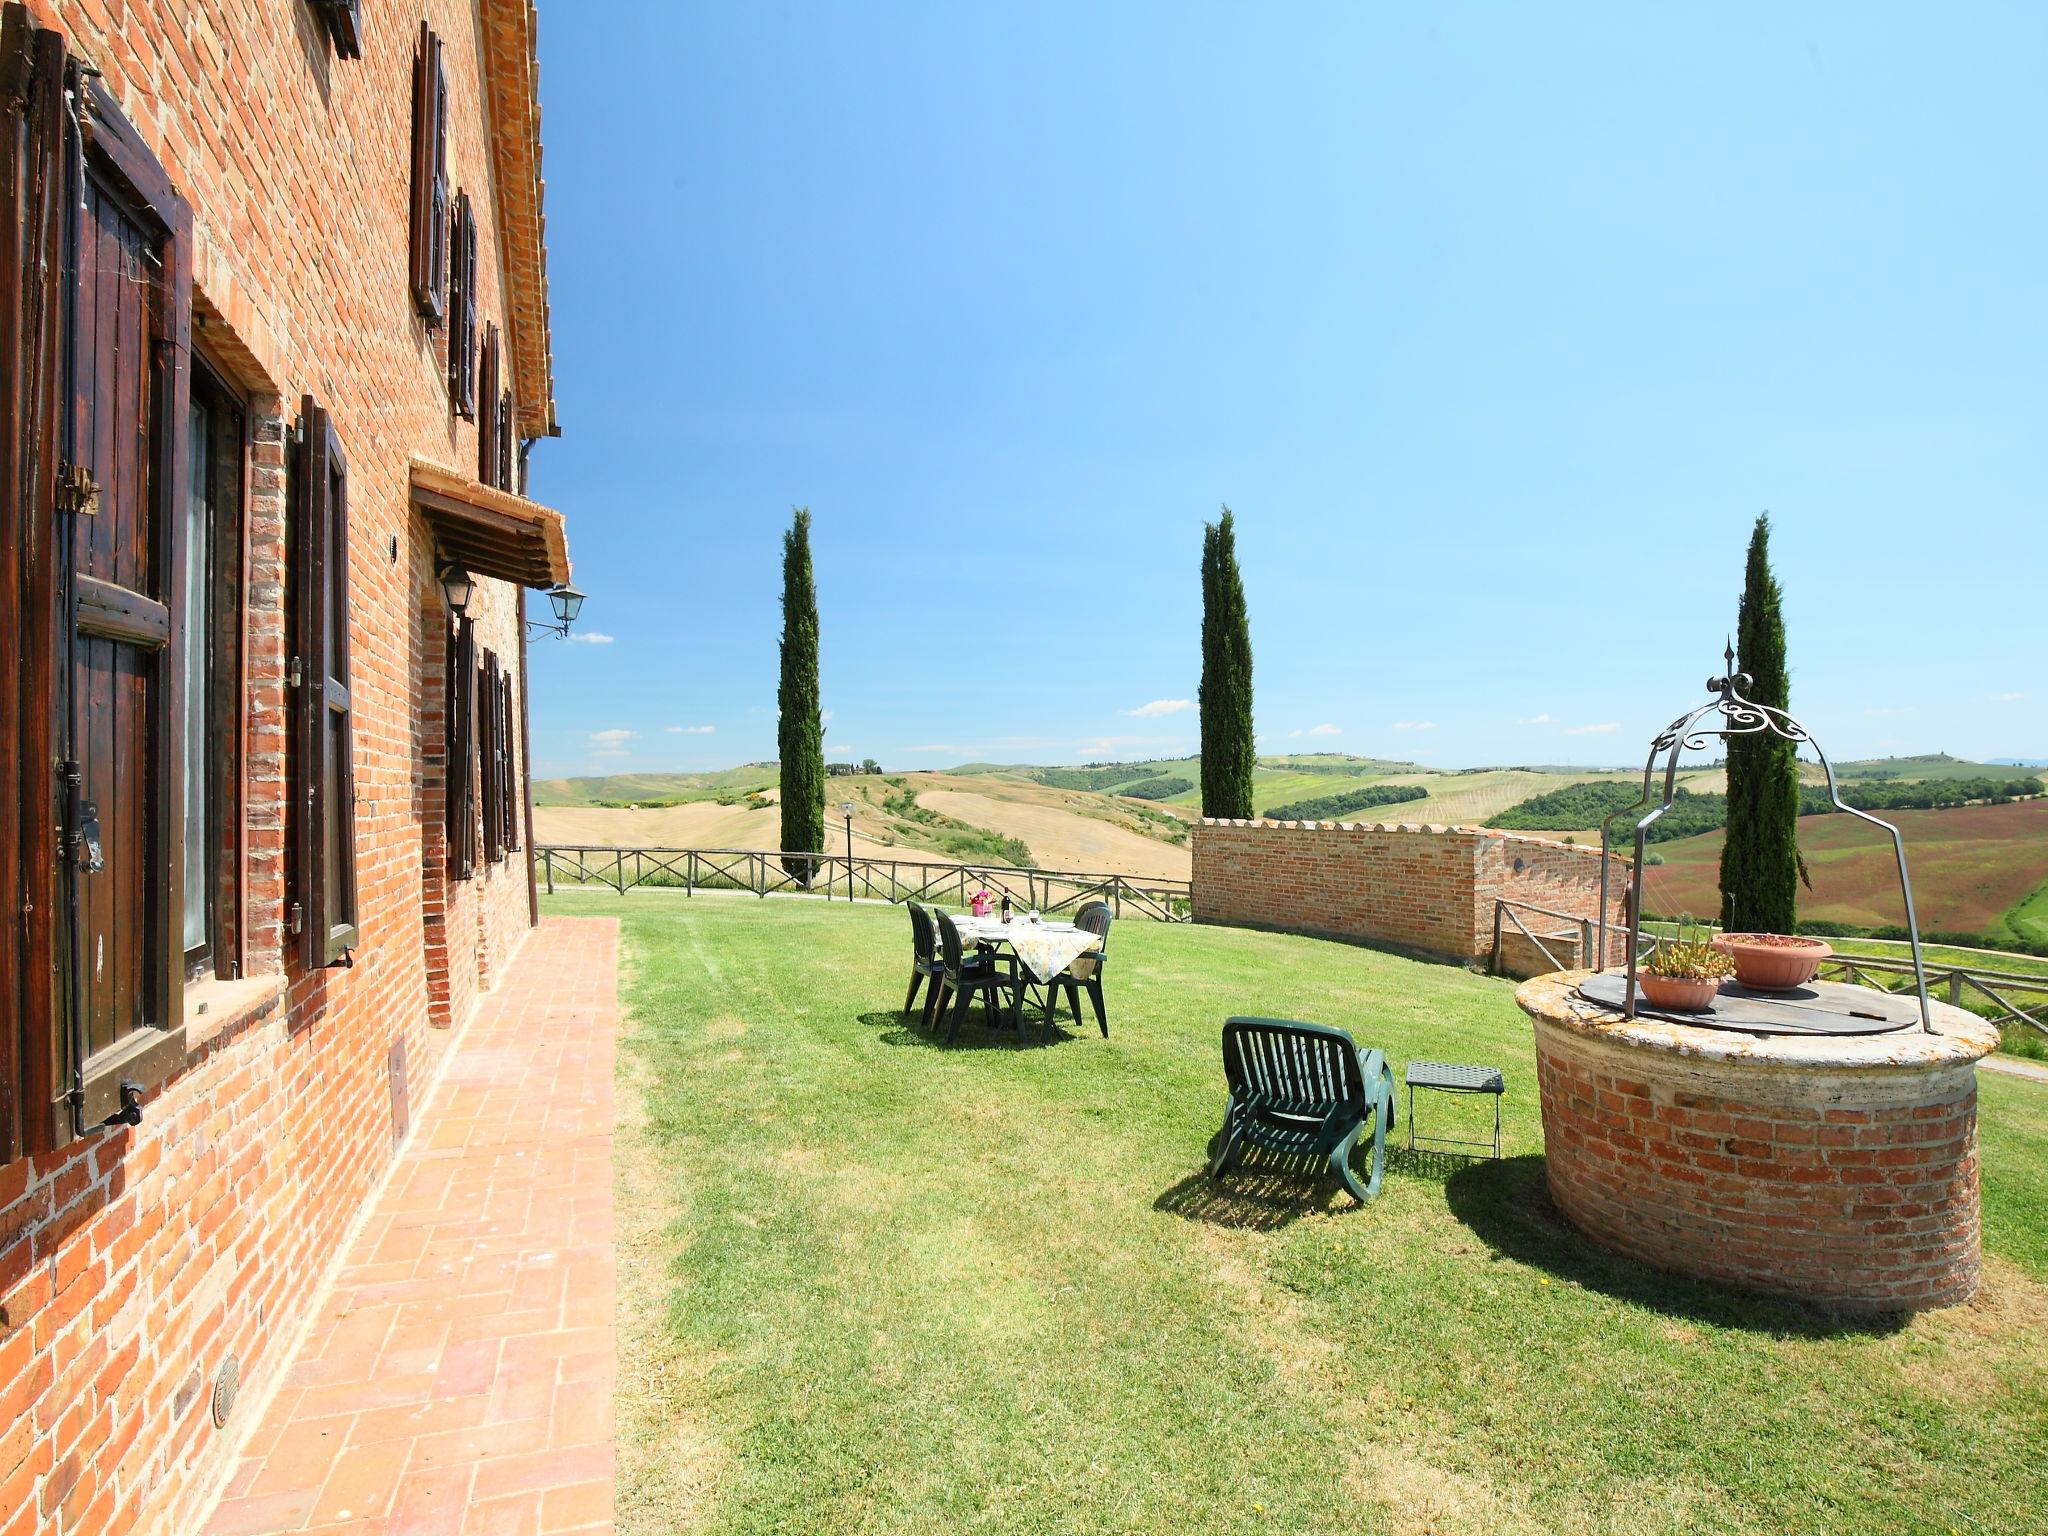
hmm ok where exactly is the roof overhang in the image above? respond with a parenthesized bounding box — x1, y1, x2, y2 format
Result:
(410, 457, 570, 589)
(479, 0, 558, 438)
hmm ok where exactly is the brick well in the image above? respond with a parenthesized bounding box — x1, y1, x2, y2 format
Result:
(1517, 971, 2000, 1314)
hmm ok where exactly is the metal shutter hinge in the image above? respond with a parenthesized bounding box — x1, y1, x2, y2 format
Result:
(288, 901, 303, 935)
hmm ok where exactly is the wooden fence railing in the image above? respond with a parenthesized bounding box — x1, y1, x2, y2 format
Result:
(535, 846, 1194, 923)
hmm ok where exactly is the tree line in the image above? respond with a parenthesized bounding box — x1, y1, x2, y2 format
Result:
(1489, 775, 2043, 843)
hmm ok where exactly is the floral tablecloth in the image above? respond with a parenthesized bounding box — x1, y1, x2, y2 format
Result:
(953, 915, 1100, 984)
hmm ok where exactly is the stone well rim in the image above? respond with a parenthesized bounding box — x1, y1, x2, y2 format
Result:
(1516, 969, 1997, 1071)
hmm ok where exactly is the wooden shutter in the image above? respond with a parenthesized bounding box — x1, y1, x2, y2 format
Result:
(477, 324, 500, 487)
(48, 59, 194, 1134)
(500, 674, 520, 852)
(317, 0, 363, 59)
(480, 649, 502, 863)
(408, 23, 448, 323)
(448, 193, 476, 418)
(498, 390, 515, 491)
(446, 617, 475, 879)
(1, 8, 71, 1157)
(292, 399, 358, 966)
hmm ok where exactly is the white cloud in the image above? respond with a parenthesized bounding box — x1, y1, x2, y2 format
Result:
(1992, 691, 2026, 703)
(1391, 721, 1436, 732)
(822, 709, 836, 723)
(1563, 722, 1619, 736)
(1518, 712, 1554, 726)
(665, 724, 716, 735)
(1287, 723, 1344, 738)
(1126, 698, 1193, 719)
(566, 631, 615, 645)
(899, 743, 964, 754)
(828, 743, 854, 756)
(589, 727, 636, 760)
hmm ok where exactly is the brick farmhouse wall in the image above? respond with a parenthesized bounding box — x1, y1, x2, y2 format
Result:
(1191, 818, 1627, 973)
(0, 6, 548, 1535)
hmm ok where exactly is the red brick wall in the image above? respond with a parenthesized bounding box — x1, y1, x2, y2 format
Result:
(1191, 818, 1624, 969)
(0, 6, 549, 1533)
(1530, 1014, 1982, 1313)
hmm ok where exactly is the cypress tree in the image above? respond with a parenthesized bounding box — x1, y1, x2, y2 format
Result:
(1718, 512, 1800, 932)
(1199, 507, 1256, 819)
(777, 507, 825, 883)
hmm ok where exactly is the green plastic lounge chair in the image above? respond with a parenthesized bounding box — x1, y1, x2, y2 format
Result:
(931, 909, 1017, 1043)
(904, 902, 944, 1023)
(1206, 1016, 1396, 1204)
(1045, 899, 1112, 1038)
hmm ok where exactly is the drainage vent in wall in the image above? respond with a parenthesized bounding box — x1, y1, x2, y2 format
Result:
(212, 1353, 240, 1429)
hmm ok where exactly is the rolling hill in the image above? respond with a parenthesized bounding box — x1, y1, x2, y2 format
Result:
(528, 751, 2048, 939)
(1640, 798, 2048, 947)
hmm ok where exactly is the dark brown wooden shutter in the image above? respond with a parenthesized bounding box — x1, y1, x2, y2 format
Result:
(316, 0, 363, 59)
(292, 399, 358, 967)
(500, 674, 520, 852)
(448, 192, 476, 418)
(477, 324, 500, 487)
(498, 389, 515, 491)
(0, 7, 71, 1158)
(46, 59, 194, 1134)
(447, 617, 475, 879)
(408, 23, 448, 323)
(480, 649, 502, 863)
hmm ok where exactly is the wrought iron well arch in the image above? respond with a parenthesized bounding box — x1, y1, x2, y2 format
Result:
(1596, 644, 1932, 1031)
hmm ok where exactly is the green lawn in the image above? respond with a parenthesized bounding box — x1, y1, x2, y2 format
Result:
(570, 890, 2048, 1536)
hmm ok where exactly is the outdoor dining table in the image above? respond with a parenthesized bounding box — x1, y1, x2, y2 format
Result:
(950, 913, 1101, 1026)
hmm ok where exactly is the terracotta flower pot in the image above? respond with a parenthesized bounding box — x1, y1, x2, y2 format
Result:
(1637, 972, 1724, 1013)
(1711, 932, 1831, 991)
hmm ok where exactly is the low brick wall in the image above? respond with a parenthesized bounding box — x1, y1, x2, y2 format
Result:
(1191, 818, 1624, 970)
(1518, 972, 1996, 1313)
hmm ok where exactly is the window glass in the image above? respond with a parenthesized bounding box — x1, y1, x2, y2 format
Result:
(182, 399, 210, 957)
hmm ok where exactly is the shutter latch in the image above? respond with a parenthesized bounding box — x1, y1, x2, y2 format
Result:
(56, 460, 99, 517)
(287, 656, 303, 689)
(107, 1081, 144, 1128)
(57, 761, 102, 874)
(287, 901, 303, 935)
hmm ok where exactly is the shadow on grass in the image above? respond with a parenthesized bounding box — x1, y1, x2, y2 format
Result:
(1154, 1146, 1365, 1231)
(1443, 1154, 1911, 1339)
(857, 1009, 1082, 1052)
(1386, 1144, 1487, 1181)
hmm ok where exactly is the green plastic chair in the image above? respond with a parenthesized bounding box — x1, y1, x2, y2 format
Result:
(1206, 1016, 1396, 1203)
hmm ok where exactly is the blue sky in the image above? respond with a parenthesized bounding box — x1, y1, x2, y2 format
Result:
(523, 2, 2045, 779)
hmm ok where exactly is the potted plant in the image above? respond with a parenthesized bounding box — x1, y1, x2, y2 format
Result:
(1637, 925, 1734, 1012)
(969, 888, 994, 918)
(1712, 930, 1832, 991)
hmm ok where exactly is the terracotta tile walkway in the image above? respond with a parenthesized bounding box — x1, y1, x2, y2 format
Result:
(204, 917, 621, 1536)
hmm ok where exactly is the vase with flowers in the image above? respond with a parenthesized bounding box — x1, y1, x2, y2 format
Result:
(1637, 921, 1734, 1013)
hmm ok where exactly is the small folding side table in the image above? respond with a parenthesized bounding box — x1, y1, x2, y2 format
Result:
(1404, 1060, 1505, 1159)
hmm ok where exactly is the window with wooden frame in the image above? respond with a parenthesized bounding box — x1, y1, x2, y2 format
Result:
(448, 192, 477, 417)
(409, 22, 449, 323)
(446, 616, 476, 879)
(498, 388, 516, 491)
(500, 673, 520, 852)
(2, 16, 194, 1152)
(290, 398, 359, 967)
(480, 649, 505, 863)
(477, 323, 501, 487)
(313, 0, 363, 60)
(182, 356, 248, 981)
